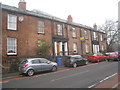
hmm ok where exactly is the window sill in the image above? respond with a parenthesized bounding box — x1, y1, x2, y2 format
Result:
(72, 37, 77, 39)
(86, 52, 89, 54)
(7, 29, 17, 31)
(7, 53, 17, 56)
(38, 33, 45, 35)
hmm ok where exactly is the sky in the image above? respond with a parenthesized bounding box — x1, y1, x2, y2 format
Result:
(0, 0, 119, 27)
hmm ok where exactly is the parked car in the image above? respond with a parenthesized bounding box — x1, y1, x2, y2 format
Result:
(87, 53, 106, 62)
(104, 52, 119, 61)
(19, 58, 58, 76)
(64, 55, 89, 68)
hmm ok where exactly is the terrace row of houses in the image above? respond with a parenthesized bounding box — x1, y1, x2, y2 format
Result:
(1, 0, 107, 60)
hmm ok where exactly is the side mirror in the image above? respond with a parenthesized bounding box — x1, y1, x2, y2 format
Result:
(47, 61, 51, 64)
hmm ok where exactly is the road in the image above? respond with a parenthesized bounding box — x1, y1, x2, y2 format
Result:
(2, 61, 118, 88)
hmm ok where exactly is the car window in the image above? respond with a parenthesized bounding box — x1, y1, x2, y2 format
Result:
(31, 59, 40, 64)
(93, 54, 97, 56)
(70, 56, 82, 60)
(40, 58, 49, 63)
(20, 60, 28, 64)
(97, 54, 103, 56)
(104, 53, 110, 56)
(110, 53, 117, 55)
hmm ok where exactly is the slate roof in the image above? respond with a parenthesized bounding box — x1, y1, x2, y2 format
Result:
(1, 3, 105, 34)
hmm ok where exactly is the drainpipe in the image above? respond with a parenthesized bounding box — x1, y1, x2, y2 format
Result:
(90, 31, 93, 54)
(80, 28, 83, 55)
(51, 17, 55, 60)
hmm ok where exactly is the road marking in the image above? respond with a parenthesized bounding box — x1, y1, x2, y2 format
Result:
(51, 70, 89, 82)
(112, 82, 120, 88)
(88, 73, 117, 88)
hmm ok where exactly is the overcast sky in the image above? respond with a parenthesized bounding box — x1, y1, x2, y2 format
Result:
(0, 0, 119, 27)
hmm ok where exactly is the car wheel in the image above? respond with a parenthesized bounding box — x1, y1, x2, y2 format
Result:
(27, 69, 34, 76)
(85, 61, 89, 65)
(73, 63, 77, 68)
(107, 60, 110, 62)
(97, 60, 100, 63)
(105, 59, 108, 62)
(51, 66, 57, 72)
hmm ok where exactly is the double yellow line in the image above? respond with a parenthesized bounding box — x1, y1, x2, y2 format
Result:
(112, 82, 120, 88)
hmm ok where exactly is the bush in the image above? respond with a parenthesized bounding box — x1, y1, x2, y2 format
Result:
(37, 40, 52, 58)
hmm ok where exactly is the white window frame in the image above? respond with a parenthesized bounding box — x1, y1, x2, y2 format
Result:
(100, 35, 103, 41)
(38, 20, 45, 34)
(73, 43, 77, 53)
(85, 44, 89, 53)
(72, 28, 76, 37)
(102, 45, 104, 51)
(7, 14, 17, 30)
(57, 24, 63, 35)
(85, 31, 88, 39)
(93, 32, 97, 40)
(7, 38, 17, 55)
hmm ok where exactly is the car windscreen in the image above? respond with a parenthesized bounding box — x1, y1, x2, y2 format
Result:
(109, 53, 117, 55)
(70, 56, 82, 60)
(104, 53, 110, 56)
(20, 60, 28, 64)
(92, 54, 97, 56)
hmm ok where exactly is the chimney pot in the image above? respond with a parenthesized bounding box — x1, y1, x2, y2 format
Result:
(18, 0, 26, 10)
(67, 15, 73, 22)
(93, 23, 97, 30)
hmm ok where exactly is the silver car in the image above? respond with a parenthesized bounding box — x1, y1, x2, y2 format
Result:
(19, 58, 58, 76)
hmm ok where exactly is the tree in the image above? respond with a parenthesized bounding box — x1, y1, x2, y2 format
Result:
(37, 40, 52, 58)
(98, 20, 118, 52)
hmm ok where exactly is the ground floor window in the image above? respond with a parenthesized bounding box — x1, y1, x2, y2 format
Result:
(7, 38, 17, 55)
(86, 44, 89, 53)
(73, 43, 77, 53)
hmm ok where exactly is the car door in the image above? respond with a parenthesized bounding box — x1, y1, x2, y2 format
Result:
(31, 59, 42, 72)
(97, 54, 102, 61)
(39, 58, 52, 71)
(101, 54, 106, 60)
(75, 56, 83, 65)
(97, 54, 104, 61)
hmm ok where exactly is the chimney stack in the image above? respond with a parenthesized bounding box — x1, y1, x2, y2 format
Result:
(93, 23, 97, 30)
(18, 0, 26, 10)
(67, 15, 73, 22)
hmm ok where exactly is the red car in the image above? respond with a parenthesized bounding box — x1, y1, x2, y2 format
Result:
(87, 53, 106, 62)
(104, 52, 119, 61)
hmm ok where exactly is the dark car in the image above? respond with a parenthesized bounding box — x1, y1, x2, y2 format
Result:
(87, 53, 106, 62)
(104, 52, 119, 61)
(64, 55, 89, 68)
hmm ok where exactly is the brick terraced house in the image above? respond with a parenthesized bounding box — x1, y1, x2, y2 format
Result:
(1, 0, 107, 68)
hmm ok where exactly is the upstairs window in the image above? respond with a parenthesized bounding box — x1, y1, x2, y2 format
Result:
(7, 14, 17, 30)
(100, 35, 103, 41)
(7, 38, 17, 55)
(38, 20, 45, 34)
(72, 28, 76, 37)
(57, 24, 63, 35)
(73, 43, 77, 53)
(85, 31, 88, 39)
(93, 32, 97, 40)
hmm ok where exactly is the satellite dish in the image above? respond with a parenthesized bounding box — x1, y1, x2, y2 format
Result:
(18, 16, 24, 22)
